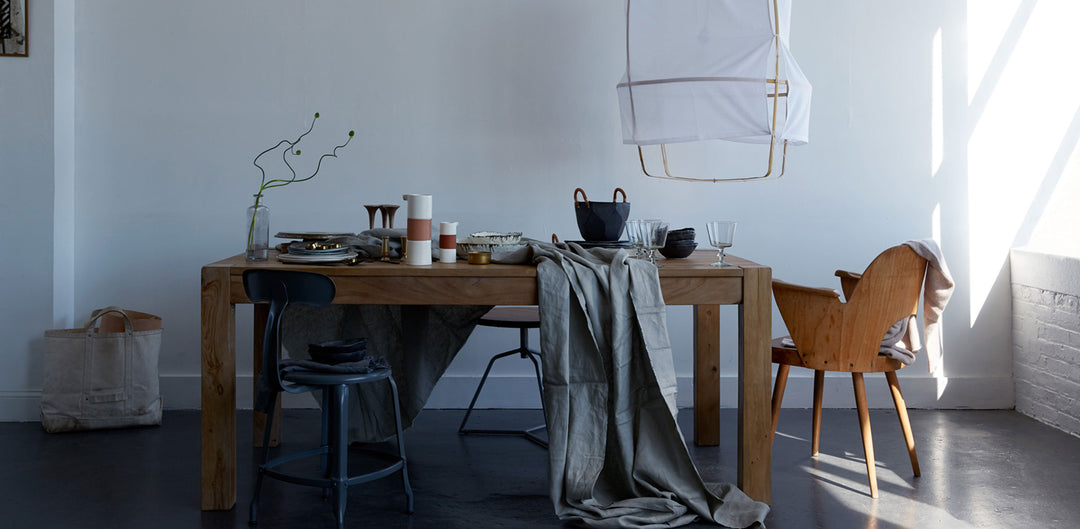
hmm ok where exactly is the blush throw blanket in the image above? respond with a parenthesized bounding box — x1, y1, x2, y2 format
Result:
(878, 239, 955, 375)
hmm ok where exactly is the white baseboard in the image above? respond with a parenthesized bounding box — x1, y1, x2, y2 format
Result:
(0, 373, 1014, 422)
(0, 390, 43, 423)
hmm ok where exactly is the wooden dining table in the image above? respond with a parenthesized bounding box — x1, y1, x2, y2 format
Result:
(200, 249, 772, 510)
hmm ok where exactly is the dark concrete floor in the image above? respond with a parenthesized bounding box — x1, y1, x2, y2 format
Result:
(1, 408, 1077, 529)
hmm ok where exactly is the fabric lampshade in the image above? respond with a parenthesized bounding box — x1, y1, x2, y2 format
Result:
(617, 0, 811, 149)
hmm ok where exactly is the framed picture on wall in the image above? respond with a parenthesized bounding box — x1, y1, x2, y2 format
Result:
(1, 0, 27, 57)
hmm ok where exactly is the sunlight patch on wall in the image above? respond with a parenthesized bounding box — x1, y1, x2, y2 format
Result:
(967, 1, 1080, 325)
(932, 203, 941, 243)
(1025, 154, 1080, 257)
(966, 1, 1023, 105)
(937, 375, 949, 400)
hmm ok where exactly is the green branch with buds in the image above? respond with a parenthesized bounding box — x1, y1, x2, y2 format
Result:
(247, 112, 355, 254)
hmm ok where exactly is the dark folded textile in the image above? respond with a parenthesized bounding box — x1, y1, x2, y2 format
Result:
(309, 338, 367, 365)
(280, 355, 388, 374)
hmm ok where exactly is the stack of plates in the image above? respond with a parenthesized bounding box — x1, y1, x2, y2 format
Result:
(277, 241, 357, 264)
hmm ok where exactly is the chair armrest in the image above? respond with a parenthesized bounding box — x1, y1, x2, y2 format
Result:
(834, 269, 862, 300)
(834, 270, 862, 281)
(772, 279, 842, 300)
(772, 279, 844, 365)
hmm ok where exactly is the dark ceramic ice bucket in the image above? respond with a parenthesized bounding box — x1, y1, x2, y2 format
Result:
(574, 188, 631, 242)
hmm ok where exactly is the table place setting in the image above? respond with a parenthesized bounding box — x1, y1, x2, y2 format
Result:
(275, 240, 359, 264)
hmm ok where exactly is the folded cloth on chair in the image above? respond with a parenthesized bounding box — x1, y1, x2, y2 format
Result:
(879, 318, 916, 365)
(279, 356, 389, 374)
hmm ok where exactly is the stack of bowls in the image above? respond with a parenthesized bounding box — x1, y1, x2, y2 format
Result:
(659, 228, 698, 258)
(308, 338, 367, 365)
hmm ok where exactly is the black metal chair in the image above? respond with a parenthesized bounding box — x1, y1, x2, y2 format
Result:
(244, 270, 412, 528)
(458, 306, 548, 448)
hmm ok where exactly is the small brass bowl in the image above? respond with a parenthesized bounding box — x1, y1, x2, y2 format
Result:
(467, 251, 492, 265)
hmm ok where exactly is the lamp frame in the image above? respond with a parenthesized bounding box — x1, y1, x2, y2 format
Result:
(625, 0, 792, 182)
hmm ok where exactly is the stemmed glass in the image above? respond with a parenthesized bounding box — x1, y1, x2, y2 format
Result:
(624, 219, 640, 258)
(642, 220, 669, 266)
(624, 219, 648, 258)
(705, 221, 737, 267)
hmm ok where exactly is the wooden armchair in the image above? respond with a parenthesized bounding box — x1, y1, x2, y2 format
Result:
(770, 244, 928, 498)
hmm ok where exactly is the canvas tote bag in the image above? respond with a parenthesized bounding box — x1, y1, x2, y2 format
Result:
(40, 308, 163, 432)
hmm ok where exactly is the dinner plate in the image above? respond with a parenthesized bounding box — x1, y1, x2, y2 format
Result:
(277, 251, 358, 264)
(288, 247, 351, 256)
(274, 231, 355, 241)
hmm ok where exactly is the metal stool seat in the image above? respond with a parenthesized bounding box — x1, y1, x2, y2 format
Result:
(458, 306, 548, 448)
(244, 270, 412, 529)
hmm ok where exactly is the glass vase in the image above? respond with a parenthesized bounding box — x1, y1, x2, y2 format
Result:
(246, 194, 270, 261)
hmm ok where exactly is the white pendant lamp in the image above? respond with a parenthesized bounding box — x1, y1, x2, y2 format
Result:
(617, 0, 812, 182)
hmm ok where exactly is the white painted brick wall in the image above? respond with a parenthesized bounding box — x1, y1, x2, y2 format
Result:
(1011, 249, 1080, 438)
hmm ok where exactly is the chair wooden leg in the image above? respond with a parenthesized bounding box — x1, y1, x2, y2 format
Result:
(770, 364, 790, 444)
(885, 371, 921, 477)
(852, 372, 878, 498)
(812, 370, 824, 456)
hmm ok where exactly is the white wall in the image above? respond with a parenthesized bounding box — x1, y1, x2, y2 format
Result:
(0, 0, 56, 419)
(3, 1, 1078, 419)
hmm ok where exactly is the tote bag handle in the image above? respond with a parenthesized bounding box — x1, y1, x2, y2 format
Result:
(84, 307, 134, 334)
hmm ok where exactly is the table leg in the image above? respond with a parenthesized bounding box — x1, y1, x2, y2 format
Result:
(251, 303, 281, 447)
(737, 266, 772, 504)
(692, 304, 721, 446)
(201, 267, 237, 510)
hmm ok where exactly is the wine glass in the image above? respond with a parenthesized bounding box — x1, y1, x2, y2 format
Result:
(705, 221, 737, 267)
(642, 221, 669, 266)
(624, 219, 646, 258)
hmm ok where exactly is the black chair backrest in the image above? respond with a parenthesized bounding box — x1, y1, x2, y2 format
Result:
(242, 270, 336, 394)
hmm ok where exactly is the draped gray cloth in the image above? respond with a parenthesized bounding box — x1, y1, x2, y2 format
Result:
(533, 244, 768, 528)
